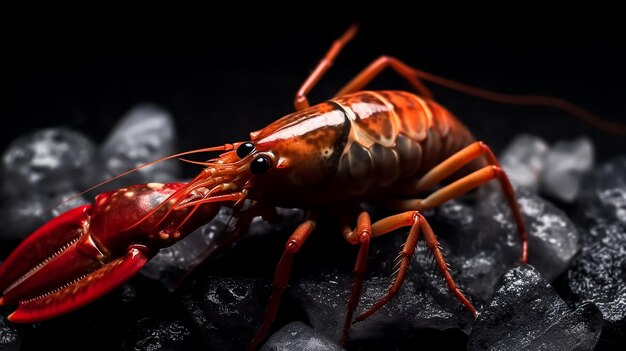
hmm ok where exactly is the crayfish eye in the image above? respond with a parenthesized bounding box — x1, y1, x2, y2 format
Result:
(250, 155, 271, 175)
(236, 142, 255, 158)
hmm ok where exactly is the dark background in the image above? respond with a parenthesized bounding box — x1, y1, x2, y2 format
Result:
(3, 17, 625, 164)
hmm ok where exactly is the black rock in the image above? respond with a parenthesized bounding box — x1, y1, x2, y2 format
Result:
(1, 128, 97, 197)
(142, 207, 237, 291)
(181, 276, 270, 351)
(576, 156, 626, 229)
(478, 186, 579, 282)
(566, 223, 626, 340)
(499, 134, 549, 191)
(123, 317, 194, 351)
(541, 137, 594, 203)
(292, 264, 474, 343)
(142, 206, 303, 292)
(99, 104, 180, 190)
(260, 321, 345, 351)
(498, 134, 595, 202)
(0, 191, 88, 241)
(0, 313, 22, 351)
(468, 265, 603, 351)
(565, 157, 626, 340)
(290, 185, 579, 343)
(0, 194, 49, 241)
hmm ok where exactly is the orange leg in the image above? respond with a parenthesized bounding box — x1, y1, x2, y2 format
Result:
(247, 219, 316, 351)
(335, 55, 433, 99)
(340, 212, 371, 345)
(343, 211, 477, 326)
(294, 25, 358, 111)
(391, 141, 528, 264)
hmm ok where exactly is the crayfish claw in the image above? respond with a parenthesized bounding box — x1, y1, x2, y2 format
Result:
(7, 246, 152, 323)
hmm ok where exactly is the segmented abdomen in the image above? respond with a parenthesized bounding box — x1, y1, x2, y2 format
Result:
(331, 90, 476, 195)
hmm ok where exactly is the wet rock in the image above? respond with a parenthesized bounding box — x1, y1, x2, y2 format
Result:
(291, 187, 578, 342)
(142, 206, 303, 291)
(1, 128, 97, 197)
(566, 223, 626, 339)
(181, 276, 270, 351)
(260, 321, 345, 351)
(100, 104, 179, 189)
(0, 313, 22, 351)
(541, 137, 594, 202)
(577, 156, 626, 228)
(0, 191, 88, 241)
(142, 207, 237, 291)
(566, 157, 626, 339)
(479, 186, 579, 281)
(49, 191, 89, 218)
(468, 265, 602, 351)
(499, 134, 549, 191)
(0, 194, 49, 240)
(293, 264, 474, 343)
(124, 317, 194, 351)
(499, 134, 595, 202)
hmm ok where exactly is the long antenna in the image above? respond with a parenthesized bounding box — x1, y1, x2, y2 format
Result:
(412, 67, 626, 135)
(57, 144, 234, 206)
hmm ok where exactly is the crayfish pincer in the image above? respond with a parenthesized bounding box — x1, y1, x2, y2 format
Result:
(0, 182, 219, 322)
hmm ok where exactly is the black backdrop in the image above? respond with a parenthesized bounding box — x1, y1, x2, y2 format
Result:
(4, 18, 625, 165)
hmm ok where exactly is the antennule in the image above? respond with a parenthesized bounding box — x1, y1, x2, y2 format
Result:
(56, 144, 234, 208)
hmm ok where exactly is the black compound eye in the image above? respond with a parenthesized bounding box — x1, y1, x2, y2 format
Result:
(236, 142, 255, 158)
(250, 155, 271, 175)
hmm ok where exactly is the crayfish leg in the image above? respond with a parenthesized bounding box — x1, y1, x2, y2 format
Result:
(346, 211, 476, 325)
(388, 141, 528, 264)
(247, 219, 316, 351)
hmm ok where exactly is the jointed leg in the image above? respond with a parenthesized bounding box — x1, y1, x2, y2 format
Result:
(336, 55, 434, 99)
(390, 141, 528, 263)
(340, 212, 371, 345)
(248, 219, 316, 351)
(294, 25, 358, 110)
(343, 211, 476, 326)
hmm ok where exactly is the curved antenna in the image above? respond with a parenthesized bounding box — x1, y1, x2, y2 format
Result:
(57, 144, 234, 207)
(412, 68, 626, 135)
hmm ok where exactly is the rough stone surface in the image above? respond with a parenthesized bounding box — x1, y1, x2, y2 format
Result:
(99, 104, 179, 189)
(499, 134, 595, 202)
(123, 317, 194, 351)
(468, 266, 603, 351)
(142, 207, 237, 291)
(0, 313, 22, 351)
(260, 321, 345, 351)
(576, 156, 626, 228)
(181, 276, 270, 351)
(565, 157, 626, 340)
(142, 206, 303, 291)
(0, 191, 88, 240)
(1, 128, 97, 198)
(291, 186, 579, 342)
(479, 186, 579, 282)
(499, 134, 549, 191)
(541, 137, 594, 202)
